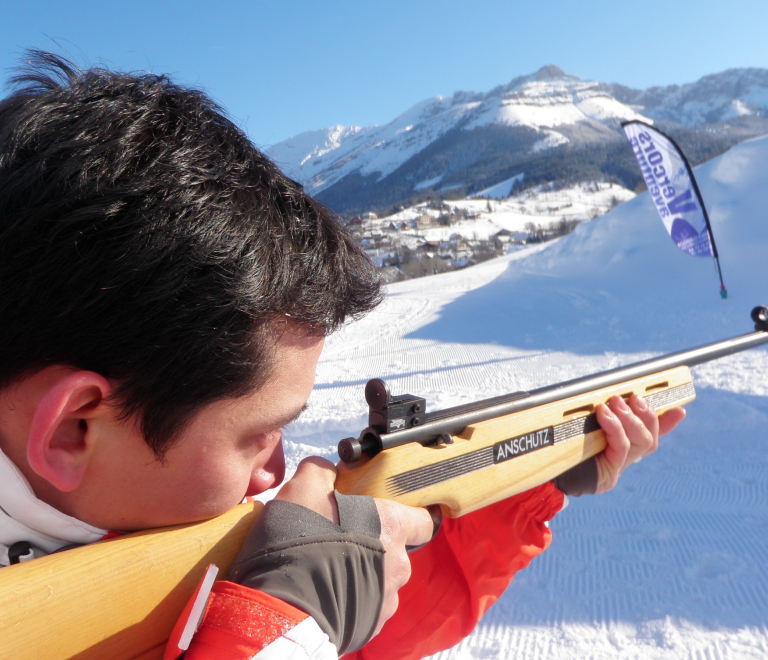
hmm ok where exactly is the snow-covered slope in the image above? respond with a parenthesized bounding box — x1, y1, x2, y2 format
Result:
(275, 134, 768, 658)
(375, 181, 635, 243)
(423, 136, 767, 353)
(462, 77, 646, 132)
(270, 94, 482, 193)
(269, 66, 648, 195)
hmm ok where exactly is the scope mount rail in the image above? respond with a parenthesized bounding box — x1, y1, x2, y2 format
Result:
(337, 306, 768, 463)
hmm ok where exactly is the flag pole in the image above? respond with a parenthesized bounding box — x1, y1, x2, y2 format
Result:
(664, 127, 727, 297)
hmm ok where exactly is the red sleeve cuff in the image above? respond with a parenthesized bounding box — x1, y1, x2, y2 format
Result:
(179, 581, 310, 660)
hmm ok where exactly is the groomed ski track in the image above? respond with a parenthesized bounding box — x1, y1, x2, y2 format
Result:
(270, 134, 768, 659)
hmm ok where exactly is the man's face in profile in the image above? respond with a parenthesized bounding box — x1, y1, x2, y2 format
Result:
(43, 330, 325, 531)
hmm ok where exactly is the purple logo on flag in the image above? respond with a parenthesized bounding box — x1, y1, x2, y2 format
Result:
(622, 122, 714, 258)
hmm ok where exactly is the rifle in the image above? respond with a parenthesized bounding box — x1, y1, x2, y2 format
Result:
(334, 307, 768, 514)
(1, 307, 767, 660)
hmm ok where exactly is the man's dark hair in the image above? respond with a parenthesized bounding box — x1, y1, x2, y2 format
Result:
(0, 51, 381, 456)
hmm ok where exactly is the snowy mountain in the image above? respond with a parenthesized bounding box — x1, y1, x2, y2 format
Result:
(606, 68, 768, 126)
(268, 67, 768, 216)
(274, 133, 768, 659)
(271, 66, 647, 192)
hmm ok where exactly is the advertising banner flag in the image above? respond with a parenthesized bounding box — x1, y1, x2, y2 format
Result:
(621, 120, 726, 295)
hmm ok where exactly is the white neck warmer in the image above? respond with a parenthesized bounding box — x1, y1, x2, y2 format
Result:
(0, 447, 105, 566)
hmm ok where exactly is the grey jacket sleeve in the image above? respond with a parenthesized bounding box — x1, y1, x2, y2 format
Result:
(553, 457, 599, 496)
(228, 492, 385, 655)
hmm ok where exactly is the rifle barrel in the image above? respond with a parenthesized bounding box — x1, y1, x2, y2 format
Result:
(356, 330, 768, 456)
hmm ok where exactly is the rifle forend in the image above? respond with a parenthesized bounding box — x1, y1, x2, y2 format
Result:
(336, 307, 768, 518)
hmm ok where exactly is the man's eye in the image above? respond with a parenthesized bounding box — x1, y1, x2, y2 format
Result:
(286, 404, 309, 426)
(252, 429, 281, 444)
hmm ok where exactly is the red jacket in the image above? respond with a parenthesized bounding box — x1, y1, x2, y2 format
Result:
(177, 482, 564, 660)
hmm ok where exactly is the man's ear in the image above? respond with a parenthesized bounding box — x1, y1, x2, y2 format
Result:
(27, 371, 112, 492)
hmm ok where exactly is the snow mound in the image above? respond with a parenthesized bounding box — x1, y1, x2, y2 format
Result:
(410, 134, 768, 353)
(475, 173, 525, 199)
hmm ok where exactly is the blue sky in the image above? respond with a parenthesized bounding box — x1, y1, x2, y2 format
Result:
(3, 1, 767, 146)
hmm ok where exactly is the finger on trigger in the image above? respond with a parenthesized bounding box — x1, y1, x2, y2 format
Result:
(377, 499, 435, 548)
(405, 505, 437, 548)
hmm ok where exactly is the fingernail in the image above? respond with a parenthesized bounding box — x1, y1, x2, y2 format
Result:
(600, 404, 617, 419)
(616, 397, 629, 412)
(635, 396, 648, 411)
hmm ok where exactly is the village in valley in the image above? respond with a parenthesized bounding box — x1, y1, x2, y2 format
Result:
(344, 180, 633, 282)
(347, 203, 523, 283)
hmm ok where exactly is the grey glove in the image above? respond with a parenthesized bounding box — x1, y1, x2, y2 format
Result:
(228, 491, 385, 654)
(553, 457, 599, 496)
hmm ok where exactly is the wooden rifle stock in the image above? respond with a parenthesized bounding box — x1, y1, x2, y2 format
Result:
(1, 320, 766, 660)
(335, 365, 695, 515)
(0, 501, 263, 660)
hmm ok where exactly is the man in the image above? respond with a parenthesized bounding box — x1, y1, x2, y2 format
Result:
(0, 52, 684, 659)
